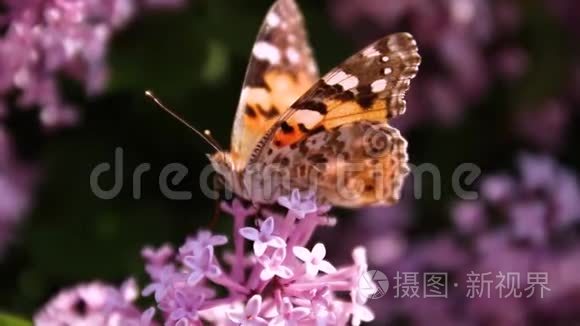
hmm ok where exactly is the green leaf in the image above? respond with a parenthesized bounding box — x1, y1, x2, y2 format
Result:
(0, 313, 32, 326)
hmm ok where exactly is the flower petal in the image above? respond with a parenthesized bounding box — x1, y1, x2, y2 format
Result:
(175, 318, 189, 326)
(182, 255, 198, 269)
(261, 216, 275, 235)
(252, 317, 269, 326)
(292, 246, 311, 262)
(290, 307, 310, 320)
(267, 236, 286, 249)
(277, 196, 291, 208)
(140, 307, 155, 325)
(291, 188, 300, 203)
(227, 311, 244, 323)
(312, 243, 326, 260)
(211, 235, 228, 246)
(169, 308, 187, 321)
(318, 260, 337, 274)
(199, 246, 214, 266)
(239, 227, 260, 241)
(356, 304, 375, 322)
(141, 283, 157, 297)
(187, 269, 204, 285)
(245, 294, 263, 317)
(260, 268, 275, 281)
(272, 247, 286, 262)
(305, 262, 318, 277)
(207, 264, 221, 278)
(254, 241, 268, 257)
(275, 266, 294, 279)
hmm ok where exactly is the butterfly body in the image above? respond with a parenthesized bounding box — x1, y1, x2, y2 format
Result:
(210, 0, 420, 207)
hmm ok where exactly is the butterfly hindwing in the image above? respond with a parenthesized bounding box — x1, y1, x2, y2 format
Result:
(254, 121, 409, 207)
(250, 32, 420, 160)
(230, 0, 319, 167)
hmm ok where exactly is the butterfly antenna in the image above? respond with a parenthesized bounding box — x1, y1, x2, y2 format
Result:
(145, 90, 223, 152)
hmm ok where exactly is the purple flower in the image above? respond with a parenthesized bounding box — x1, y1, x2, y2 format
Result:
(142, 243, 174, 279)
(0, 127, 38, 256)
(293, 243, 337, 277)
(0, 0, 186, 129)
(39, 187, 376, 325)
(270, 297, 310, 326)
(179, 229, 228, 257)
(362, 153, 580, 324)
(183, 246, 221, 285)
(141, 307, 156, 326)
(258, 247, 293, 281)
(239, 216, 286, 256)
(34, 280, 145, 325)
(142, 244, 174, 265)
(227, 295, 268, 326)
(168, 291, 204, 325)
(277, 189, 318, 219)
(451, 201, 486, 234)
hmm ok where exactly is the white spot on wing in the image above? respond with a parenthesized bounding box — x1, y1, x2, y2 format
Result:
(362, 46, 380, 57)
(253, 41, 281, 64)
(286, 47, 300, 64)
(266, 12, 280, 27)
(339, 75, 359, 90)
(324, 70, 359, 89)
(371, 79, 387, 93)
(295, 110, 323, 128)
(381, 56, 390, 62)
(384, 67, 393, 75)
(324, 70, 348, 85)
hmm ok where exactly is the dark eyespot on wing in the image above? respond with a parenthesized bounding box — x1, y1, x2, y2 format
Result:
(245, 105, 258, 118)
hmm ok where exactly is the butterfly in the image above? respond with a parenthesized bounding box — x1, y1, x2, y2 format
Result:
(209, 0, 420, 208)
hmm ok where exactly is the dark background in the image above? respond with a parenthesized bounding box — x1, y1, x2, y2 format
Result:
(0, 0, 578, 321)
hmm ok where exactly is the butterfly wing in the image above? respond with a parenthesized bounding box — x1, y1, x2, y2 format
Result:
(252, 121, 409, 206)
(230, 0, 319, 167)
(248, 32, 420, 206)
(249, 32, 420, 161)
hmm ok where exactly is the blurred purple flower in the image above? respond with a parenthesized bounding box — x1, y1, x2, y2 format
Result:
(351, 153, 580, 324)
(0, 127, 38, 256)
(0, 0, 186, 129)
(514, 100, 571, 152)
(34, 279, 147, 325)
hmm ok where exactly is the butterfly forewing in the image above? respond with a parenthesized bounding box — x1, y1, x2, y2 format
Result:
(250, 32, 421, 159)
(230, 0, 319, 167)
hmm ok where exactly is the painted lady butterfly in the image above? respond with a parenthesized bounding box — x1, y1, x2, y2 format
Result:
(209, 0, 421, 207)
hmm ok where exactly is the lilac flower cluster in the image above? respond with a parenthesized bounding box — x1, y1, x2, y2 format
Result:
(358, 153, 580, 324)
(0, 0, 185, 129)
(0, 127, 38, 256)
(328, 0, 528, 130)
(0, 0, 186, 258)
(36, 190, 376, 325)
(34, 279, 147, 325)
(139, 190, 375, 325)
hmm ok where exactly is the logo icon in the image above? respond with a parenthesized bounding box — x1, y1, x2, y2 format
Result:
(359, 270, 389, 299)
